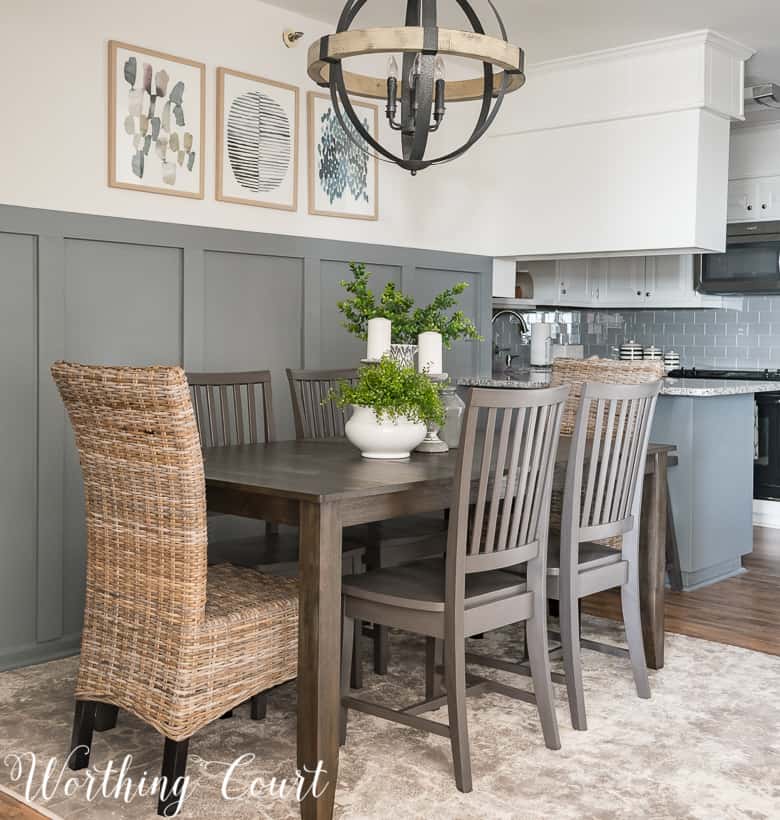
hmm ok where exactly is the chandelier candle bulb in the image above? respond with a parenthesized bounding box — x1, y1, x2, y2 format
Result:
(366, 317, 392, 361)
(418, 331, 443, 374)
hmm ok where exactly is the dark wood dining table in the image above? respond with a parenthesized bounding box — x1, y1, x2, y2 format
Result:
(204, 437, 675, 820)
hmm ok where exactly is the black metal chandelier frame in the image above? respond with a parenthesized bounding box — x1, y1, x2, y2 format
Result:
(307, 0, 525, 174)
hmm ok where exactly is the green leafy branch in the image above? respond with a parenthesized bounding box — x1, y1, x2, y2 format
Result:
(328, 357, 445, 427)
(337, 262, 483, 348)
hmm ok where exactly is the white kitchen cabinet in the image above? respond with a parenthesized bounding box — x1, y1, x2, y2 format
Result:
(727, 176, 780, 222)
(644, 256, 730, 308)
(600, 258, 646, 306)
(556, 260, 592, 305)
(526, 255, 738, 309)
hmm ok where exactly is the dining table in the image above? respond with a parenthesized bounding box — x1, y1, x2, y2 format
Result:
(204, 436, 675, 820)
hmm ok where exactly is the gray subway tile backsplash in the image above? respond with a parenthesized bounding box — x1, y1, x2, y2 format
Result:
(492, 295, 780, 371)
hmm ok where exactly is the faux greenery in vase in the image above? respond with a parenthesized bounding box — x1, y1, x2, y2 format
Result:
(330, 357, 445, 459)
(337, 262, 483, 347)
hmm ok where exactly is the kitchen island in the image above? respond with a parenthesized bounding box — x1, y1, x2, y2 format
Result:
(458, 372, 780, 590)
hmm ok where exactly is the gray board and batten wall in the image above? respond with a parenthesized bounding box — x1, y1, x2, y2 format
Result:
(0, 203, 492, 671)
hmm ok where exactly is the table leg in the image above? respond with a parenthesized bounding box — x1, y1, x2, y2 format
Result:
(639, 452, 667, 670)
(297, 501, 342, 820)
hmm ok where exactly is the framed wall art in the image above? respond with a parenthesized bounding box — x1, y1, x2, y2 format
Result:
(307, 92, 378, 221)
(216, 68, 299, 210)
(108, 40, 205, 198)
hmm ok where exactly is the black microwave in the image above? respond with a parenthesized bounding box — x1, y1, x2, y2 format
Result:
(696, 220, 780, 294)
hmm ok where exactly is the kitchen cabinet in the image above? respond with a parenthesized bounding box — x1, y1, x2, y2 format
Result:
(727, 176, 780, 222)
(600, 257, 646, 306)
(526, 255, 737, 309)
(557, 260, 594, 305)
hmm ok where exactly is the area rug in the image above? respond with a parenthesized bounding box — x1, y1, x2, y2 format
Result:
(0, 617, 777, 819)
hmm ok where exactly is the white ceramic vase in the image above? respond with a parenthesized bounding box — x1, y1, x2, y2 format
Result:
(345, 405, 427, 460)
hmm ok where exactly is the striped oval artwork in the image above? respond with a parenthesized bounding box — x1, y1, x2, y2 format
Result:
(227, 91, 291, 192)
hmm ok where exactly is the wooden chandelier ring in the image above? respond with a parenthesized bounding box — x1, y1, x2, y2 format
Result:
(310, 64, 524, 102)
(307, 26, 525, 102)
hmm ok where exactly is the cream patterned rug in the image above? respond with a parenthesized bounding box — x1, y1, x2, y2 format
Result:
(0, 617, 777, 819)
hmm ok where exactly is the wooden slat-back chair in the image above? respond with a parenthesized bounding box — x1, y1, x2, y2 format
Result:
(286, 367, 448, 676)
(339, 385, 570, 792)
(188, 370, 275, 447)
(52, 362, 298, 817)
(551, 379, 661, 731)
(286, 367, 357, 439)
(188, 369, 364, 686)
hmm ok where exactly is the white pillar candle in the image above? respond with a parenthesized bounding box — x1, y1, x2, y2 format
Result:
(418, 331, 443, 374)
(366, 317, 391, 360)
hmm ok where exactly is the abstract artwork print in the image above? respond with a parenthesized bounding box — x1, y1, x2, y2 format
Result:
(108, 41, 205, 198)
(308, 92, 378, 221)
(217, 69, 299, 210)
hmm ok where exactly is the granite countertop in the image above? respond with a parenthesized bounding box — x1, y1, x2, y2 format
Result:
(457, 372, 780, 397)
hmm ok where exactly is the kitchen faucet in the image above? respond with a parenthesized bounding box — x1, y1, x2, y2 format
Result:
(491, 309, 529, 333)
(492, 309, 530, 369)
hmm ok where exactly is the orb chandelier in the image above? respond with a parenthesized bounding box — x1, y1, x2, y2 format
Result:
(307, 0, 525, 174)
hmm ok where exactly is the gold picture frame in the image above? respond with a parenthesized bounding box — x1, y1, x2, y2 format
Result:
(108, 40, 205, 199)
(307, 91, 379, 221)
(216, 68, 300, 211)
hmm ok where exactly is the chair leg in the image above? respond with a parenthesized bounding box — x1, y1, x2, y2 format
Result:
(373, 625, 389, 675)
(250, 693, 267, 721)
(69, 700, 97, 771)
(157, 737, 189, 817)
(425, 637, 444, 699)
(525, 613, 561, 750)
(621, 534, 651, 699)
(444, 638, 472, 793)
(340, 608, 355, 746)
(559, 593, 588, 731)
(350, 619, 363, 690)
(94, 703, 119, 732)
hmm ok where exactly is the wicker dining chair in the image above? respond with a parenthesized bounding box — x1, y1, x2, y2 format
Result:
(286, 367, 447, 676)
(52, 362, 298, 817)
(548, 357, 664, 546)
(549, 379, 662, 730)
(340, 386, 570, 792)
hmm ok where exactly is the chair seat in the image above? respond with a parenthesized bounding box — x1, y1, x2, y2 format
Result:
(546, 533, 622, 576)
(342, 557, 526, 613)
(203, 563, 299, 627)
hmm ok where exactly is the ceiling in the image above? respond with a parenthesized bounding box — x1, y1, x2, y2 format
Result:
(266, 0, 780, 83)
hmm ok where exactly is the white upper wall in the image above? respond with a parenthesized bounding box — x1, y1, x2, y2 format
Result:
(0, 0, 419, 248)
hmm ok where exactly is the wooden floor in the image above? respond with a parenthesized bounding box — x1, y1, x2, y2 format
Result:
(585, 526, 780, 657)
(0, 787, 55, 819)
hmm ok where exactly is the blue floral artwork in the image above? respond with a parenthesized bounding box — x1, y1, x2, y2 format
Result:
(317, 107, 370, 206)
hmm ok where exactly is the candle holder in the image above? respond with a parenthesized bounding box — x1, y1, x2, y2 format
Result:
(415, 372, 450, 454)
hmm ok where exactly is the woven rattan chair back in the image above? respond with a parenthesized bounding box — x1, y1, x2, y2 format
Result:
(286, 368, 358, 440)
(551, 358, 664, 435)
(449, 385, 570, 582)
(51, 362, 208, 631)
(187, 371, 275, 446)
(562, 380, 661, 553)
